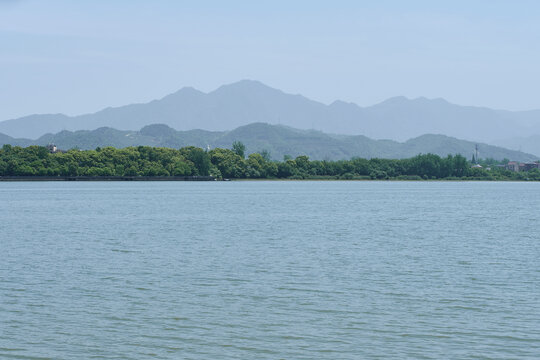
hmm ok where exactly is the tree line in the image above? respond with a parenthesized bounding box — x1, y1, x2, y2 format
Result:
(1, 143, 539, 181)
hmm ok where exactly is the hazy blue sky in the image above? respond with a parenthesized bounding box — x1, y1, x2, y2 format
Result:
(1, 0, 540, 120)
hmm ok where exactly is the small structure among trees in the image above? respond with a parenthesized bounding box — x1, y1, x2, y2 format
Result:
(46, 144, 58, 153)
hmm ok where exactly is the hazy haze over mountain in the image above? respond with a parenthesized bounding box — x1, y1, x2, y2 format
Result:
(2, 80, 540, 143)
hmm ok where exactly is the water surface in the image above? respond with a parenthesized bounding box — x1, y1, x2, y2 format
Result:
(1, 181, 539, 359)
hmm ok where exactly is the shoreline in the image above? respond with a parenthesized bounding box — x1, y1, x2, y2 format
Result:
(0, 176, 216, 182)
(0, 176, 537, 182)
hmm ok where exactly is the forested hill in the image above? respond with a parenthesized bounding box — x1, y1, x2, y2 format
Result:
(0, 123, 537, 162)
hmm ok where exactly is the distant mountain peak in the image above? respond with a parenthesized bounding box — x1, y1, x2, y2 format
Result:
(162, 86, 205, 99)
(329, 100, 361, 109)
(211, 79, 282, 95)
(375, 96, 452, 107)
(177, 86, 202, 93)
(227, 79, 268, 87)
(375, 96, 409, 106)
(140, 123, 176, 137)
(411, 96, 450, 105)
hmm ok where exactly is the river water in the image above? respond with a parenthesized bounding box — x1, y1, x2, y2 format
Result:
(1, 181, 539, 359)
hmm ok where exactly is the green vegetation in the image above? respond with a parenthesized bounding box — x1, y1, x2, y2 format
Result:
(0, 145, 212, 177)
(232, 141, 246, 158)
(1, 144, 539, 181)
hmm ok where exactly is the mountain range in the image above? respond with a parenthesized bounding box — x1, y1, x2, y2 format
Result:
(1, 80, 540, 149)
(1, 123, 536, 162)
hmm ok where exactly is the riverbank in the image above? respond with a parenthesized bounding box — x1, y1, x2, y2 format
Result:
(0, 176, 216, 181)
(2, 176, 538, 182)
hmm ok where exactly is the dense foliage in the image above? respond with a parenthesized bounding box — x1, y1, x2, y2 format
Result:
(1, 144, 539, 181)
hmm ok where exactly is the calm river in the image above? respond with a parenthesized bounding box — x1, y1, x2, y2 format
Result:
(1, 181, 539, 359)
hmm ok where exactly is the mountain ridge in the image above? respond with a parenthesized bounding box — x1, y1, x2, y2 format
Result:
(0, 80, 540, 142)
(2, 80, 540, 142)
(1, 122, 536, 162)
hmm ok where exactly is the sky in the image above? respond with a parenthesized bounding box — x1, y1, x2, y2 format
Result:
(1, 0, 540, 120)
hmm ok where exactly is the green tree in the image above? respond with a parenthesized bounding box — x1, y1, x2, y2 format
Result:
(277, 159, 298, 178)
(180, 146, 210, 176)
(232, 141, 246, 158)
(260, 149, 271, 161)
(209, 148, 246, 178)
